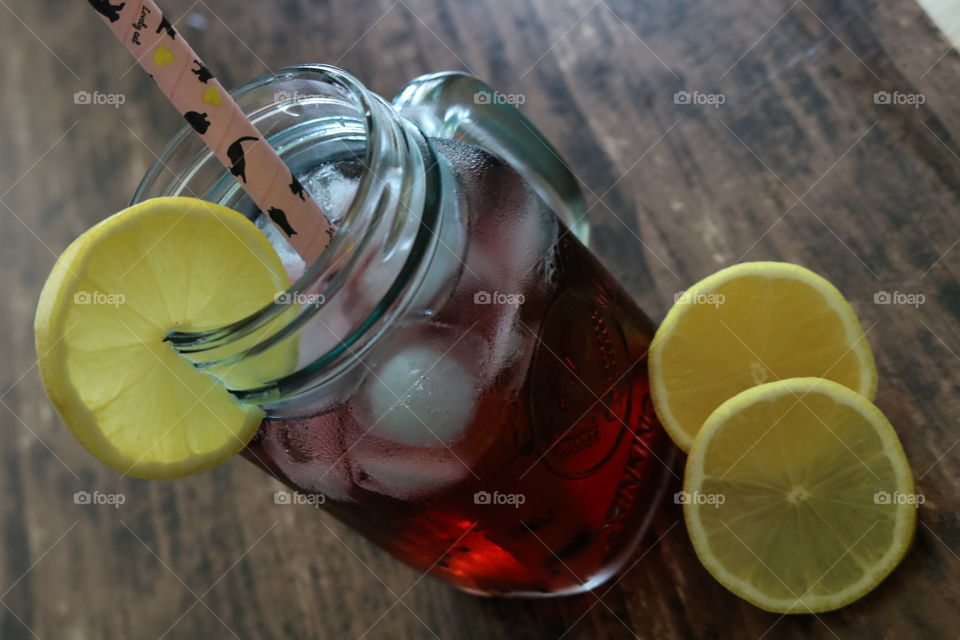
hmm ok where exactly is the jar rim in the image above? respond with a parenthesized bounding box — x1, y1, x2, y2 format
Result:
(133, 64, 444, 403)
(135, 64, 377, 216)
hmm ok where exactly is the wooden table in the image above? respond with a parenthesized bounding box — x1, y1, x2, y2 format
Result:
(2, 0, 959, 637)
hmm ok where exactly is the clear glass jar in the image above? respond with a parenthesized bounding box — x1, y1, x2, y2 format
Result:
(133, 65, 676, 597)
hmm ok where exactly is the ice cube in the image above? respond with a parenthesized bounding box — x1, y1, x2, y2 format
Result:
(302, 161, 362, 227)
(468, 187, 556, 296)
(359, 344, 478, 446)
(484, 309, 530, 385)
(354, 241, 407, 310)
(295, 305, 353, 368)
(258, 410, 353, 502)
(347, 432, 470, 500)
(408, 195, 468, 313)
(257, 215, 305, 282)
(255, 162, 360, 283)
(353, 201, 466, 315)
(411, 224, 465, 312)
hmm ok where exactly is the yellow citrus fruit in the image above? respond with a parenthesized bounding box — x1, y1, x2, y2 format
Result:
(35, 197, 295, 479)
(683, 377, 916, 613)
(650, 262, 876, 451)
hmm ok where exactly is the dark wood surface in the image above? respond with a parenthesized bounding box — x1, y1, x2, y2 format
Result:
(3, 0, 959, 637)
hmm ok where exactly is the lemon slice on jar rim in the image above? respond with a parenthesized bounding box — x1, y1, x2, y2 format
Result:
(35, 197, 296, 479)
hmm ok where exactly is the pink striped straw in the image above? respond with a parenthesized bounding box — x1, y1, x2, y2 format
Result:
(87, 0, 333, 263)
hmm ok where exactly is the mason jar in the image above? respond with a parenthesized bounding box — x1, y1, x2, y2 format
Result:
(133, 64, 676, 596)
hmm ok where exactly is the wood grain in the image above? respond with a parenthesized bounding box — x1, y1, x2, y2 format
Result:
(2, 0, 959, 637)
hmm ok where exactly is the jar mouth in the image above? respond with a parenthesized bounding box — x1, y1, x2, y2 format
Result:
(135, 64, 376, 227)
(134, 64, 443, 403)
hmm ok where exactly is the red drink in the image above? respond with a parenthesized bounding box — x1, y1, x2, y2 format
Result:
(133, 66, 678, 595)
(243, 140, 676, 595)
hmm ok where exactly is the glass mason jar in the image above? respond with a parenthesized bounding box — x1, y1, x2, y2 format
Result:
(133, 65, 676, 597)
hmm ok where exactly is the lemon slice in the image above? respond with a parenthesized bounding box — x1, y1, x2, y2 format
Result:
(684, 377, 916, 613)
(35, 197, 295, 479)
(650, 262, 876, 450)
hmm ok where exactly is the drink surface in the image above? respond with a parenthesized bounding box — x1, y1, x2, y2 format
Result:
(243, 139, 675, 595)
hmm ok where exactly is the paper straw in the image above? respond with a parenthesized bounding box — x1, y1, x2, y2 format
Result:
(87, 0, 333, 263)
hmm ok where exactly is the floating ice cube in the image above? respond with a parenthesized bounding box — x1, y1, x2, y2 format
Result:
(360, 344, 478, 446)
(302, 162, 361, 227)
(484, 310, 531, 385)
(257, 215, 305, 282)
(354, 242, 407, 309)
(258, 411, 353, 502)
(353, 196, 466, 315)
(467, 185, 556, 297)
(409, 193, 468, 312)
(295, 305, 353, 368)
(412, 226, 465, 312)
(347, 434, 470, 500)
(256, 162, 361, 283)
